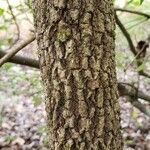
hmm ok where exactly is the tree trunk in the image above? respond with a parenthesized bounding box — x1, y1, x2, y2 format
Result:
(33, 0, 123, 149)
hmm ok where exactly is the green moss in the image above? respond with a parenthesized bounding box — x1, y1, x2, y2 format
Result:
(57, 27, 71, 42)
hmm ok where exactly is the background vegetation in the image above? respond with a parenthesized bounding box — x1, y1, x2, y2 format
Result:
(0, 0, 150, 149)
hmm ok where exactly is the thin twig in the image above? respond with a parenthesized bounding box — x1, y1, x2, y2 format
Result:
(125, 18, 148, 31)
(0, 35, 35, 67)
(115, 13, 150, 78)
(125, 41, 148, 70)
(115, 8, 150, 19)
(115, 12, 137, 56)
(6, 0, 20, 43)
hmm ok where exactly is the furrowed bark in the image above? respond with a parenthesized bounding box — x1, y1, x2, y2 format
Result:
(33, 0, 123, 149)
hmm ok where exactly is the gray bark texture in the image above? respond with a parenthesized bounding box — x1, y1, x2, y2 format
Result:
(33, 0, 123, 149)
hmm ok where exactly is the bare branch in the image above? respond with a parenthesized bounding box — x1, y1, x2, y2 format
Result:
(118, 83, 150, 103)
(118, 83, 150, 116)
(0, 50, 39, 69)
(115, 12, 137, 56)
(0, 35, 35, 67)
(115, 8, 150, 19)
(128, 96, 150, 117)
(139, 72, 150, 79)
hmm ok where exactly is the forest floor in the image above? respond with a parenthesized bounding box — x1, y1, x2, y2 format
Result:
(0, 64, 150, 150)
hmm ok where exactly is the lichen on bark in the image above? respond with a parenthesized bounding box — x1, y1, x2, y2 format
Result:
(33, 0, 123, 149)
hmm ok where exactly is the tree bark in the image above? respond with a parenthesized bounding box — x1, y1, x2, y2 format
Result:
(33, 0, 123, 149)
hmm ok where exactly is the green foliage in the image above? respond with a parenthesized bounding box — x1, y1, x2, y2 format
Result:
(2, 63, 14, 71)
(32, 96, 42, 107)
(125, 139, 134, 145)
(37, 125, 47, 134)
(0, 106, 5, 126)
(25, 0, 32, 9)
(132, 110, 139, 119)
(114, 0, 144, 5)
(116, 51, 133, 69)
(116, 52, 126, 68)
(0, 25, 7, 31)
(137, 62, 146, 72)
(0, 64, 43, 102)
(0, 0, 33, 49)
(128, 0, 144, 5)
(0, 8, 4, 16)
(4, 135, 16, 143)
(37, 125, 49, 147)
